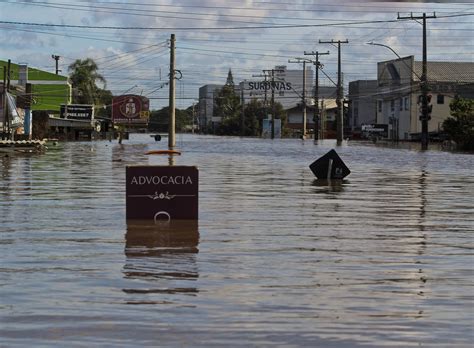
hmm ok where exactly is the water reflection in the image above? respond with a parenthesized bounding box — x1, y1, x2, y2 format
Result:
(123, 220, 199, 303)
(311, 178, 348, 194)
(111, 143, 148, 167)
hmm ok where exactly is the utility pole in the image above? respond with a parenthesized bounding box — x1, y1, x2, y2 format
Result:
(5, 60, 11, 139)
(398, 12, 436, 151)
(319, 40, 348, 145)
(252, 72, 269, 137)
(241, 81, 245, 137)
(51, 55, 61, 75)
(2, 66, 7, 140)
(168, 34, 176, 150)
(304, 50, 329, 141)
(288, 58, 312, 139)
(262, 68, 284, 139)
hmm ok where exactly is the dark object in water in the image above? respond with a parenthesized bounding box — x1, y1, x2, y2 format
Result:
(309, 149, 350, 180)
(154, 134, 162, 141)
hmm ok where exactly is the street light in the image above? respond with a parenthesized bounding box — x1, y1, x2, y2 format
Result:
(366, 41, 429, 146)
(366, 41, 422, 80)
(367, 41, 402, 59)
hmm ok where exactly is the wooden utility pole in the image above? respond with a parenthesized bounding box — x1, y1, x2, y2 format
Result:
(304, 50, 329, 141)
(5, 60, 11, 139)
(319, 40, 348, 145)
(398, 12, 436, 151)
(2, 66, 7, 140)
(252, 72, 269, 137)
(262, 68, 284, 139)
(51, 55, 61, 75)
(168, 34, 176, 150)
(241, 81, 245, 136)
(288, 58, 312, 139)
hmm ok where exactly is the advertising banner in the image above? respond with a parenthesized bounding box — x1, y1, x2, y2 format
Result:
(112, 95, 150, 125)
(60, 104, 94, 120)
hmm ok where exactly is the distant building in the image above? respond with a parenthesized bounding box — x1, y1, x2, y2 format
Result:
(348, 56, 474, 140)
(348, 80, 378, 132)
(198, 84, 222, 131)
(284, 85, 338, 137)
(286, 99, 338, 138)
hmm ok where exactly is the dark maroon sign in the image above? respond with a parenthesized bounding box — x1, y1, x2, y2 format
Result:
(126, 166, 198, 221)
(112, 94, 150, 124)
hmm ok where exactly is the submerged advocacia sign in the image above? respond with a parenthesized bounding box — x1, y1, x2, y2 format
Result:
(126, 166, 198, 221)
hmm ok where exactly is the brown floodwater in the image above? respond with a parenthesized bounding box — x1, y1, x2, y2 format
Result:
(1, 134, 473, 347)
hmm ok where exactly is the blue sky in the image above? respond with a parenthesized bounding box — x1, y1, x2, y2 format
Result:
(1, 0, 472, 110)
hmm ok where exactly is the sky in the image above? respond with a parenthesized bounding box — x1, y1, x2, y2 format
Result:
(0, 0, 473, 110)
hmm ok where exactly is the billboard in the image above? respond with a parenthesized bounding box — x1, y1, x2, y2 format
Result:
(112, 94, 150, 125)
(60, 104, 94, 120)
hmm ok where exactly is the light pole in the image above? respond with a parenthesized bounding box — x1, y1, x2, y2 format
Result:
(367, 42, 402, 59)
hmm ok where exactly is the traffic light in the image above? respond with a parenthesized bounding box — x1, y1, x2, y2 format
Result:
(426, 94, 433, 121)
(418, 94, 433, 121)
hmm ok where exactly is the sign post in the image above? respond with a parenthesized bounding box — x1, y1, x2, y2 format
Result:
(126, 166, 198, 222)
(309, 149, 350, 180)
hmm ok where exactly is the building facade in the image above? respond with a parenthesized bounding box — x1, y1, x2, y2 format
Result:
(198, 84, 222, 131)
(348, 56, 474, 140)
(348, 80, 378, 132)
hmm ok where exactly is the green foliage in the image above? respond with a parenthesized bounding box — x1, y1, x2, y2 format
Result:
(214, 85, 240, 120)
(68, 58, 106, 105)
(442, 97, 474, 151)
(95, 88, 113, 119)
(215, 97, 288, 136)
(243, 98, 265, 136)
(148, 107, 192, 132)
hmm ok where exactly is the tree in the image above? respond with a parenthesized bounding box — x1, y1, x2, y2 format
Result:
(241, 98, 288, 136)
(68, 58, 106, 105)
(94, 88, 113, 120)
(226, 69, 234, 88)
(243, 99, 266, 136)
(442, 97, 474, 151)
(213, 77, 241, 135)
(148, 107, 193, 132)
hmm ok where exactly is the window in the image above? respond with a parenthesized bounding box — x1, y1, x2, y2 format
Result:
(437, 94, 445, 104)
(404, 97, 409, 110)
(390, 100, 395, 112)
(399, 98, 403, 111)
(378, 100, 382, 112)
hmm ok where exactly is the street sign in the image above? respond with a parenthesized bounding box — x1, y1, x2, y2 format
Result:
(126, 166, 198, 221)
(309, 149, 350, 180)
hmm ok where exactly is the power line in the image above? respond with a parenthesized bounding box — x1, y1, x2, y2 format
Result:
(0, 18, 425, 30)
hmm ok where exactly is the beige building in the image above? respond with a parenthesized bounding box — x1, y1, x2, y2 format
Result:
(349, 56, 474, 140)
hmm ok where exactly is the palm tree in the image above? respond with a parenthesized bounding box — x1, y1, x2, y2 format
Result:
(68, 58, 106, 105)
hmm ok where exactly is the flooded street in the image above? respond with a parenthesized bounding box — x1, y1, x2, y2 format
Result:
(1, 134, 473, 347)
